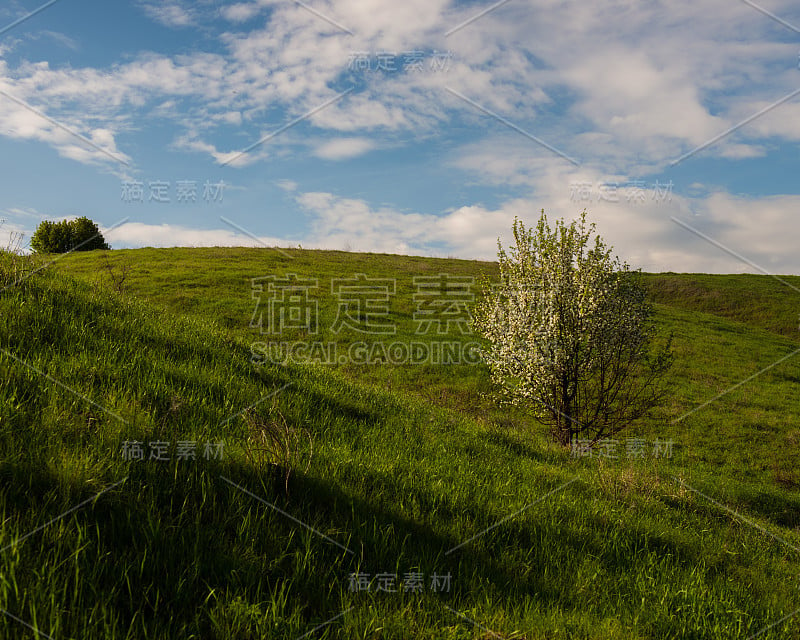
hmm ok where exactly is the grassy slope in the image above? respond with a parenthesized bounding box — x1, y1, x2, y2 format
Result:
(644, 272, 800, 339)
(55, 248, 800, 482)
(0, 248, 796, 638)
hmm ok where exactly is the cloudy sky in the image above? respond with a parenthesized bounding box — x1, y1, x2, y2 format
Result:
(1, 0, 799, 273)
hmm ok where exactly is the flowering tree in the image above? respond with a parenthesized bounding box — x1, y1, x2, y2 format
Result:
(472, 210, 672, 447)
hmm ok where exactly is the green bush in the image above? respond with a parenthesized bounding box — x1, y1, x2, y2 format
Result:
(30, 216, 110, 253)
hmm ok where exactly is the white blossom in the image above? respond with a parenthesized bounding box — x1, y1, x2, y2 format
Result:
(472, 210, 672, 446)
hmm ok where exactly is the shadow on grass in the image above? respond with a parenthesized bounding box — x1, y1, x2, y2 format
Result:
(483, 430, 565, 466)
(0, 440, 786, 639)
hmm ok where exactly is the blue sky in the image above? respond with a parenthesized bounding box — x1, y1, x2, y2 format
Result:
(1, 0, 800, 273)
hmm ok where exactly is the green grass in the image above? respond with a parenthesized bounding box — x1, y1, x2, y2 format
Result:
(644, 272, 800, 338)
(0, 246, 798, 638)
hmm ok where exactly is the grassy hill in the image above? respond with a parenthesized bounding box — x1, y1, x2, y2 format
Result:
(0, 247, 798, 638)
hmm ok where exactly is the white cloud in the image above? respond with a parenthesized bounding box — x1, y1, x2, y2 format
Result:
(171, 133, 263, 167)
(1, 0, 792, 173)
(91, 180, 800, 275)
(289, 111, 800, 274)
(441, 0, 800, 173)
(0, 221, 29, 251)
(221, 3, 262, 23)
(32, 31, 79, 51)
(693, 192, 800, 274)
(275, 179, 298, 192)
(294, 190, 517, 258)
(2, 0, 799, 174)
(0, 82, 132, 171)
(314, 137, 375, 159)
(1, 0, 799, 275)
(105, 222, 287, 249)
(1, 206, 43, 220)
(140, 2, 194, 28)
(561, 45, 723, 146)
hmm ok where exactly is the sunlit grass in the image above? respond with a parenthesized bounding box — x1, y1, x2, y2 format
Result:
(0, 247, 796, 638)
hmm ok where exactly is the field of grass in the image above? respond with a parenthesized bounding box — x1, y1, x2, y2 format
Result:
(0, 246, 798, 638)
